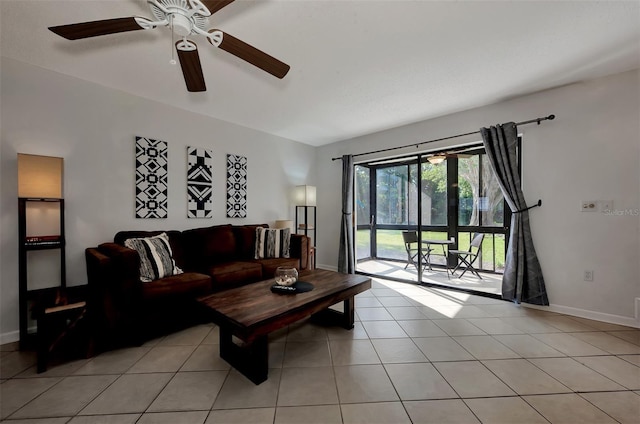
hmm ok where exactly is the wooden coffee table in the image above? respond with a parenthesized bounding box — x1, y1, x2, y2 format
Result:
(197, 269, 371, 384)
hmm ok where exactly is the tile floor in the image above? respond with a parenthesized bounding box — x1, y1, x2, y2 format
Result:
(1, 278, 639, 424)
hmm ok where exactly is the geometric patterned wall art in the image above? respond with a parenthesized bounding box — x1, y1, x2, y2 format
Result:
(187, 146, 213, 218)
(135, 136, 168, 219)
(226, 154, 247, 218)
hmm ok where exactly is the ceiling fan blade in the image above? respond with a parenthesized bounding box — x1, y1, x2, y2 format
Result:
(213, 31, 290, 79)
(49, 17, 144, 40)
(202, 0, 235, 15)
(176, 40, 206, 92)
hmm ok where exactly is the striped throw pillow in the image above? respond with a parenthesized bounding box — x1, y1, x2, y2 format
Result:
(124, 232, 183, 282)
(254, 227, 291, 259)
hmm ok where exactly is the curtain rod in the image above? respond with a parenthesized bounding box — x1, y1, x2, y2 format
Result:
(331, 114, 555, 161)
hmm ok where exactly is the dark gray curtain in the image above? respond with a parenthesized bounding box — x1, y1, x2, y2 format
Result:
(481, 123, 549, 305)
(338, 154, 355, 274)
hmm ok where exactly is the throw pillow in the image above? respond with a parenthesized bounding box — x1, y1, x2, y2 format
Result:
(124, 232, 183, 282)
(254, 227, 290, 259)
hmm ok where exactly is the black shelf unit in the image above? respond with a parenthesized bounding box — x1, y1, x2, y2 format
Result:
(18, 197, 66, 349)
(295, 205, 316, 248)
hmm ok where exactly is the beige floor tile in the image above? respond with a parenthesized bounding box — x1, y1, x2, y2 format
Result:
(608, 330, 640, 345)
(466, 318, 524, 335)
(541, 316, 600, 332)
(334, 364, 399, 403)
(268, 326, 289, 343)
(476, 304, 530, 318)
(147, 371, 227, 412)
(575, 356, 640, 389)
(355, 296, 383, 307)
(341, 402, 411, 424)
(80, 373, 172, 415)
(326, 321, 369, 340)
(453, 336, 520, 360)
(491, 334, 565, 358)
(404, 399, 480, 423)
(275, 405, 342, 424)
(277, 366, 338, 406)
(268, 342, 286, 368)
(286, 321, 328, 341)
(571, 317, 636, 332)
(74, 347, 150, 375)
(370, 288, 403, 297)
(531, 333, 609, 356)
(430, 305, 491, 319)
(68, 414, 141, 423)
(434, 361, 515, 398)
(482, 359, 571, 395)
(371, 338, 427, 363)
(385, 362, 457, 400)
(2, 418, 70, 423)
(12, 375, 118, 419)
(571, 331, 640, 354)
(505, 316, 562, 333)
(329, 339, 380, 365)
(432, 319, 485, 336)
(386, 306, 428, 320)
(137, 411, 208, 424)
(413, 337, 474, 362)
(580, 391, 640, 424)
(464, 396, 548, 424)
(282, 341, 331, 367)
(0, 350, 37, 379)
(377, 296, 413, 307)
(397, 320, 447, 337)
(212, 369, 281, 409)
(157, 325, 211, 346)
(200, 325, 220, 344)
(205, 408, 275, 424)
(0, 341, 20, 352)
(356, 307, 394, 321)
(529, 357, 625, 391)
(0, 377, 61, 419)
(17, 358, 90, 378)
(524, 393, 618, 424)
(126, 345, 196, 373)
(179, 344, 231, 371)
(619, 354, 640, 366)
(362, 321, 409, 338)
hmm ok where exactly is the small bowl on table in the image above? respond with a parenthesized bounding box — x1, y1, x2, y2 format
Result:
(274, 267, 298, 287)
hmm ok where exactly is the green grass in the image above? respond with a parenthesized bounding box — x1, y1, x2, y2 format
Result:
(356, 229, 505, 270)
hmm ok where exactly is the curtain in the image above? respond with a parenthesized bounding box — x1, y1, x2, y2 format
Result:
(481, 123, 549, 305)
(338, 154, 355, 274)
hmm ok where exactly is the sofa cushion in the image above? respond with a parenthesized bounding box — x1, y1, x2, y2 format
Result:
(253, 257, 300, 278)
(124, 233, 184, 282)
(254, 227, 291, 259)
(207, 261, 263, 291)
(232, 224, 268, 259)
(115, 230, 186, 270)
(141, 272, 212, 301)
(183, 225, 236, 267)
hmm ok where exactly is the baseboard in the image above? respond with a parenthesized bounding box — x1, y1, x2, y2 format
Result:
(0, 330, 20, 345)
(316, 264, 337, 272)
(525, 303, 639, 329)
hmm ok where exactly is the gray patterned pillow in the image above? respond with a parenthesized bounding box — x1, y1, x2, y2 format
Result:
(124, 232, 183, 282)
(255, 227, 290, 259)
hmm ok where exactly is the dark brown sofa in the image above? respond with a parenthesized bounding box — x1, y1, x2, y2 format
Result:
(85, 224, 310, 349)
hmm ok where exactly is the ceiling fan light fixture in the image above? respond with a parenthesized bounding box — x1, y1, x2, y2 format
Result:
(428, 155, 446, 165)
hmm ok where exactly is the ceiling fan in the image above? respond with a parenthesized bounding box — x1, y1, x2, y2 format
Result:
(48, 0, 290, 92)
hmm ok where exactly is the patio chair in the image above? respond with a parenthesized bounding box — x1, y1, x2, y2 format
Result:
(448, 233, 485, 279)
(402, 231, 432, 272)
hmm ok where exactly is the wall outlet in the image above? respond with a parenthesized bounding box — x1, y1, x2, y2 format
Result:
(581, 201, 598, 212)
(584, 270, 594, 281)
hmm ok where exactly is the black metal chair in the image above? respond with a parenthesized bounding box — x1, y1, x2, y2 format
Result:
(448, 233, 485, 278)
(402, 231, 432, 272)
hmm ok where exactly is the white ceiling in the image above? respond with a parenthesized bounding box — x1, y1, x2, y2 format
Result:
(2, 1, 639, 146)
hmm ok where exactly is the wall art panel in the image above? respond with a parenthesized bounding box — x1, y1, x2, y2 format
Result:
(135, 136, 168, 219)
(187, 146, 213, 218)
(226, 154, 247, 218)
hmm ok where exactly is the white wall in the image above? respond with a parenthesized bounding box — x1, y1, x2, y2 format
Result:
(317, 69, 640, 326)
(0, 58, 316, 342)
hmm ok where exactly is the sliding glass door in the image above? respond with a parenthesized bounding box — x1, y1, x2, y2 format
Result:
(355, 146, 512, 294)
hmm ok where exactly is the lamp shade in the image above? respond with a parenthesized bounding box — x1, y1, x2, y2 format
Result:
(18, 154, 64, 199)
(294, 185, 317, 206)
(427, 155, 445, 165)
(274, 219, 294, 230)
